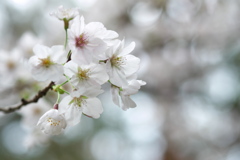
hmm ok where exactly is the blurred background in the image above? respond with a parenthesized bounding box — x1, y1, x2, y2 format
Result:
(1, 0, 240, 160)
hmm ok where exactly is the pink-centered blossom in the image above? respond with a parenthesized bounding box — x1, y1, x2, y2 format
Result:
(68, 15, 118, 64)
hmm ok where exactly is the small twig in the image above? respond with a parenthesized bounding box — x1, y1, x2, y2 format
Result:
(0, 82, 55, 113)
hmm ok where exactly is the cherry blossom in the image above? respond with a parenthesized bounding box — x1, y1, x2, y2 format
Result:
(105, 40, 140, 87)
(37, 109, 67, 135)
(10, 5, 146, 138)
(64, 60, 109, 90)
(29, 44, 66, 82)
(111, 80, 146, 110)
(50, 5, 80, 21)
(59, 87, 104, 126)
(68, 15, 118, 64)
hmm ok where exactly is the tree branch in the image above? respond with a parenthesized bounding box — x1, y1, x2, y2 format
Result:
(0, 81, 55, 113)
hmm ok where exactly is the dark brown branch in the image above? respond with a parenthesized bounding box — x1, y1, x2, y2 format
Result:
(0, 82, 55, 113)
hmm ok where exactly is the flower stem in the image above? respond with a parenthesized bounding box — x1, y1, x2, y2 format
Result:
(55, 91, 61, 104)
(63, 90, 70, 95)
(64, 29, 68, 49)
(60, 80, 69, 86)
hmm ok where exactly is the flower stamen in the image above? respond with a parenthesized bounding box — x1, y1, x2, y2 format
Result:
(77, 68, 90, 80)
(39, 56, 52, 68)
(75, 34, 88, 49)
(110, 55, 126, 68)
(47, 118, 61, 126)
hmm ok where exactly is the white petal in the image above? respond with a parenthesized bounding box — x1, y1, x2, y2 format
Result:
(123, 80, 146, 95)
(65, 105, 82, 126)
(47, 64, 64, 82)
(85, 22, 105, 37)
(33, 44, 49, 58)
(50, 45, 66, 64)
(87, 37, 107, 58)
(113, 40, 124, 56)
(64, 61, 78, 77)
(82, 85, 104, 97)
(68, 30, 77, 50)
(121, 54, 140, 77)
(29, 56, 41, 66)
(101, 30, 119, 40)
(109, 67, 128, 87)
(58, 96, 72, 114)
(120, 94, 136, 110)
(89, 64, 109, 85)
(71, 90, 83, 98)
(105, 45, 114, 59)
(83, 98, 103, 119)
(85, 22, 118, 40)
(70, 15, 85, 36)
(119, 42, 135, 56)
(31, 65, 62, 82)
(111, 85, 120, 107)
(71, 49, 93, 65)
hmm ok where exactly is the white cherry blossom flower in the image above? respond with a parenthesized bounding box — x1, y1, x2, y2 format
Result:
(64, 60, 109, 90)
(50, 5, 80, 21)
(106, 40, 140, 87)
(111, 80, 146, 110)
(29, 44, 66, 82)
(37, 109, 67, 135)
(59, 87, 104, 126)
(68, 15, 118, 64)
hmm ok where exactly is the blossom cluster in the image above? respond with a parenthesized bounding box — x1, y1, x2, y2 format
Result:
(28, 6, 146, 135)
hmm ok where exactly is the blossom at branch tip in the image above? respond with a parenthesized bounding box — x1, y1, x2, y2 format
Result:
(37, 109, 67, 135)
(106, 40, 140, 88)
(59, 87, 104, 126)
(64, 60, 109, 90)
(50, 5, 80, 21)
(29, 44, 66, 82)
(68, 15, 118, 64)
(111, 80, 146, 110)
